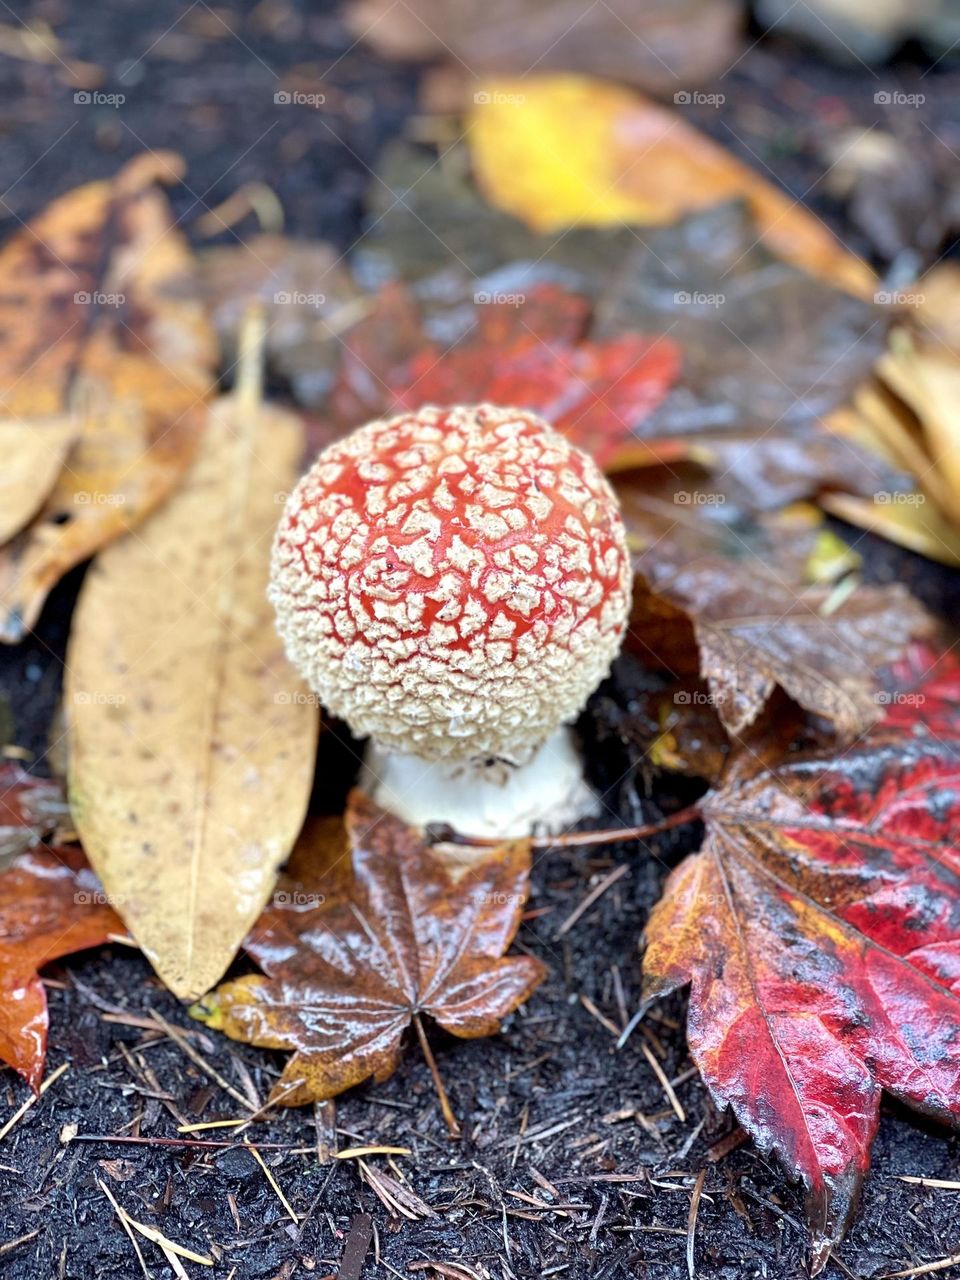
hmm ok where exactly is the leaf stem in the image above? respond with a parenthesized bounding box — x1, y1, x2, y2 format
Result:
(427, 803, 703, 851)
(413, 1012, 460, 1139)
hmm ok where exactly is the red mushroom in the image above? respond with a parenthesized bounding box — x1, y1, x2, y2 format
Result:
(269, 404, 631, 836)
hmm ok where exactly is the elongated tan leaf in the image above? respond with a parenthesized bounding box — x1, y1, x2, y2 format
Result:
(0, 418, 75, 544)
(0, 152, 218, 643)
(65, 326, 317, 1000)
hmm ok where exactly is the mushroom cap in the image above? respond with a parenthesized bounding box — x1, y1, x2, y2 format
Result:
(270, 404, 632, 763)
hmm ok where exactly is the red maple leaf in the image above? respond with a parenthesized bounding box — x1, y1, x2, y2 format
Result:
(326, 283, 681, 469)
(642, 643, 960, 1270)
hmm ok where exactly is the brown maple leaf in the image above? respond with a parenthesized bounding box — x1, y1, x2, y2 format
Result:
(618, 474, 931, 741)
(195, 792, 546, 1130)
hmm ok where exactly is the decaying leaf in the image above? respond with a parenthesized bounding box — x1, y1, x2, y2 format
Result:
(0, 765, 68, 866)
(0, 153, 218, 643)
(345, 0, 742, 95)
(468, 75, 873, 296)
(195, 233, 363, 407)
(329, 283, 680, 468)
(618, 475, 931, 741)
(65, 317, 317, 1001)
(0, 844, 123, 1089)
(195, 792, 546, 1111)
(642, 644, 960, 1270)
(355, 153, 893, 511)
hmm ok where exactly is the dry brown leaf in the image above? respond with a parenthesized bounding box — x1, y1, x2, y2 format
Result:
(345, 0, 741, 95)
(0, 152, 218, 643)
(65, 317, 318, 1001)
(467, 75, 873, 297)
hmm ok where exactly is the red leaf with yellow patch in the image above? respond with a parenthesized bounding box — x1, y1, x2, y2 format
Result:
(642, 644, 960, 1271)
(0, 844, 123, 1089)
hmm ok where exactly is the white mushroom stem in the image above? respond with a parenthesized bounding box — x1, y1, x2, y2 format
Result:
(359, 727, 600, 840)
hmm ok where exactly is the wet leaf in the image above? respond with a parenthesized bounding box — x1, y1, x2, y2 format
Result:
(345, 0, 741, 95)
(0, 765, 68, 866)
(0, 845, 122, 1089)
(335, 282, 680, 473)
(0, 153, 218, 643)
(642, 643, 960, 1270)
(357, 154, 894, 511)
(195, 792, 546, 1109)
(195, 234, 362, 408)
(64, 319, 317, 1001)
(468, 75, 873, 296)
(618, 475, 931, 740)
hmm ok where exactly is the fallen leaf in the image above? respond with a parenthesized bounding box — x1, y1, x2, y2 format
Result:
(345, 283, 681, 468)
(0, 152, 218, 643)
(356, 154, 894, 511)
(468, 75, 873, 296)
(345, 0, 742, 95)
(195, 233, 363, 408)
(642, 643, 960, 1269)
(64, 316, 317, 1001)
(194, 792, 546, 1111)
(618, 474, 930, 740)
(0, 765, 67, 865)
(0, 844, 122, 1088)
(877, 337, 960, 523)
(821, 291, 960, 562)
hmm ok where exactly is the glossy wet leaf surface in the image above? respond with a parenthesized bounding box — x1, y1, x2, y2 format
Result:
(195, 792, 546, 1108)
(642, 644, 960, 1271)
(0, 843, 123, 1089)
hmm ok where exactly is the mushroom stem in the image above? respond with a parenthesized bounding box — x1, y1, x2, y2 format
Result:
(360, 727, 600, 840)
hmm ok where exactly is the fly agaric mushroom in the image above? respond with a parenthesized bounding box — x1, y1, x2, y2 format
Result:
(269, 404, 631, 837)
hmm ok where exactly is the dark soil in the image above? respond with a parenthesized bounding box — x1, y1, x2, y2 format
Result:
(2, 4, 960, 1279)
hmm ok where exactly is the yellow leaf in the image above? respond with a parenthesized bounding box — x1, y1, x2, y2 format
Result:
(468, 74, 873, 297)
(65, 313, 318, 1000)
(878, 341, 960, 524)
(823, 490, 960, 568)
